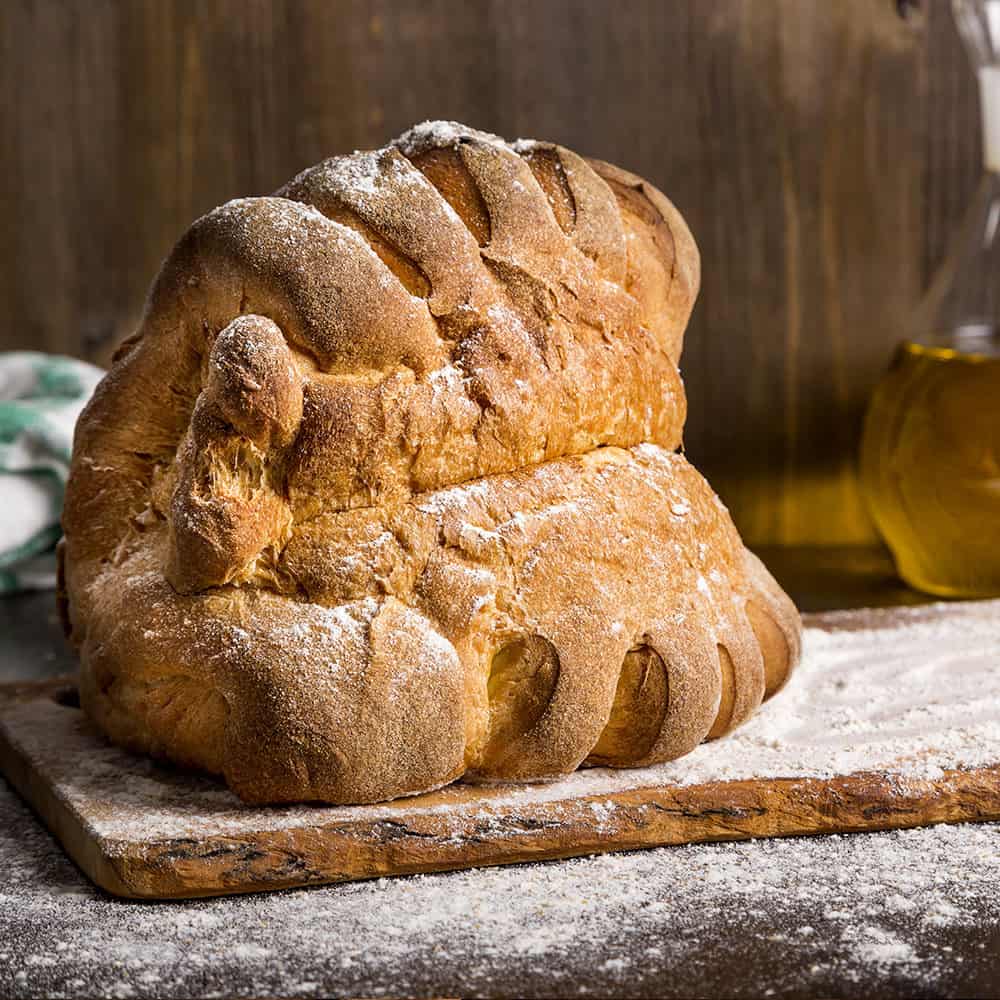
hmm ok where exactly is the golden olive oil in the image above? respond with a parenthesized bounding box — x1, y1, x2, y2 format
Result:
(860, 340, 1000, 597)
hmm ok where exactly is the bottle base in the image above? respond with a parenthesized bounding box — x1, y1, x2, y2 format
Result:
(895, 569, 1000, 601)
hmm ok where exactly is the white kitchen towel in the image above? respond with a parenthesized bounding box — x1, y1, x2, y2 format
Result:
(0, 352, 104, 592)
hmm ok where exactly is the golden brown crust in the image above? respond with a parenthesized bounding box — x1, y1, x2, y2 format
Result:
(61, 121, 800, 805)
(587, 157, 701, 365)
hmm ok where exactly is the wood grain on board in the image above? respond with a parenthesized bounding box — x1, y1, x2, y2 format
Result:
(0, 0, 980, 546)
(2, 677, 997, 901)
(3, 689, 998, 900)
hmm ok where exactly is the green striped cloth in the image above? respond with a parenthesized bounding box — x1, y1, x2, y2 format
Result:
(0, 352, 104, 593)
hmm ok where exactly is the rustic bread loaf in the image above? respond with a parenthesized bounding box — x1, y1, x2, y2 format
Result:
(59, 121, 801, 805)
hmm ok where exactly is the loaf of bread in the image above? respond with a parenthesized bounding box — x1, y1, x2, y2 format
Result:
(59, 121, 801, 805)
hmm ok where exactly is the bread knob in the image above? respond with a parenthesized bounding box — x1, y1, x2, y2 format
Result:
(204, 315, 303, 449)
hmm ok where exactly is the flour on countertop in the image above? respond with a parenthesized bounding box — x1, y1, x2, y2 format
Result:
(2, 601, 998, 844)
(0, 776, 996, 998)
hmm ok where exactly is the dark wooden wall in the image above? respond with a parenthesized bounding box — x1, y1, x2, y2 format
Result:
(0, 0, 981, 545)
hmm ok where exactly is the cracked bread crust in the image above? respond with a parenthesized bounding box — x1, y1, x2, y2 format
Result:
(61, 121, 800, 805)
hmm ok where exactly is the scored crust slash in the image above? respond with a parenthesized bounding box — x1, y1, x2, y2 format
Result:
(58, 120, 802, 806)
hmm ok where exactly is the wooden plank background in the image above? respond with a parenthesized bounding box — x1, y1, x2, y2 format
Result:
(0, 0, 981, 545)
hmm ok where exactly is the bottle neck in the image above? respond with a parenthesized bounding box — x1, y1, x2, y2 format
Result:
(980, 65, 1000, 173)
(928, 323, 1000, 357)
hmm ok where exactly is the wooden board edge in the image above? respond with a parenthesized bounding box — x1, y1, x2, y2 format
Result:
(0, 717, 147, 899)
(0, 674, 77, 705)
(3, 678, 999, 900)
(100, 764, 1000, 900)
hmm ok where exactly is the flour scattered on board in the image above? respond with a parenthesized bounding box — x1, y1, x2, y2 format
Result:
(3, 601, 999, 843)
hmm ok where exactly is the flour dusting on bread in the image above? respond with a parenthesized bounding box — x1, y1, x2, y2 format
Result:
(60, 122, 801, 805)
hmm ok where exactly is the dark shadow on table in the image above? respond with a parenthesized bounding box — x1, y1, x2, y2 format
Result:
(753, 545, 929, 614)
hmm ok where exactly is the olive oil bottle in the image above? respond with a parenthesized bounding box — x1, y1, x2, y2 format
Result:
(860, 0, 1000, 597)
(861, 337, 1000, 597)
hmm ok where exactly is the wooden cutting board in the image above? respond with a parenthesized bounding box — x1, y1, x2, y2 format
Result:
(2, 602, 999, 900)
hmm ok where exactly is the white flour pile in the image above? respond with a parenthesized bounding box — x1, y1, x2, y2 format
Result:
(2, 601, 998, 843)
(0, 777, 996, 998)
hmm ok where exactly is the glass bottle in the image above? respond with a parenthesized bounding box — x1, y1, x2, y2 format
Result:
(860, 0, 1000, 597)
